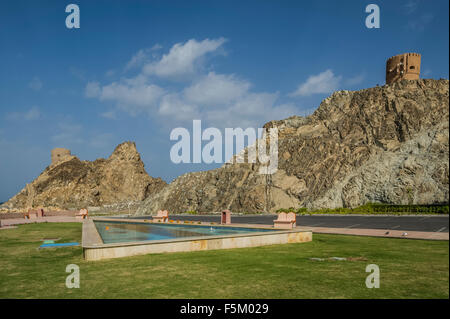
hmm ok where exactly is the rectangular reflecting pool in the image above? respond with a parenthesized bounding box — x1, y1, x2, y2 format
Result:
(94, 220, 276, 244)
(82, 218, 313, 261)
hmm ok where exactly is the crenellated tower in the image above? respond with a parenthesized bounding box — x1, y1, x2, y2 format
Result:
(386, 53, 421, 85)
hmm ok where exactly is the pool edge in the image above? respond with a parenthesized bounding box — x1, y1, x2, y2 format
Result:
(82, 218, 313, 261)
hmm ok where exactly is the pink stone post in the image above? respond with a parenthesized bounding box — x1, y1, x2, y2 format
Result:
(221, 210, 231, 225)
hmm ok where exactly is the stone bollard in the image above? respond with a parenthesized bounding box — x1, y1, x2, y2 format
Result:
(221, 210, 231, 225)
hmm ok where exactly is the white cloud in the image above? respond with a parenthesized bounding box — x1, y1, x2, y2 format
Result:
(124, 44, 163, 72)
(85, 81, 101, 98)
(85, 78, 165, 115)
(100, 81, 165, 115)
(89, 71, 296, 128)
(125, 49, 150, 71)
(28, 77, 43, 91)
(122, 74, 148, 86)
(205, 93, 297, 128)
(143, 38, 226, 79)
(158, 93, 199, 122)
(7, 106, 41, 121)
(157, 83, 297, 128)
(85, 37, 300, 129)
(184, 72, 250, 106)
(290, 70, 342, 97)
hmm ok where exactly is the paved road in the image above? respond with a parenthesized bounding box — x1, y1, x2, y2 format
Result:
(129, 215, 449, 233)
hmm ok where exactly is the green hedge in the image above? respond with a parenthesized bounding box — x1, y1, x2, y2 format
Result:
(276, 203, 449, 215)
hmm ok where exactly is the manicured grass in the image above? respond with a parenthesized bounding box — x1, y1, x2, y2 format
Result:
(0, 223, 448, 298)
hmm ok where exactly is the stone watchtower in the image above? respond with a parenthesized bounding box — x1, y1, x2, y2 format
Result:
(386, 53, 421, 85)
(51, 148, 71, 165)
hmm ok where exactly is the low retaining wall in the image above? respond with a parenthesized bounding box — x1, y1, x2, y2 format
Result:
(83, 218, 312, 261)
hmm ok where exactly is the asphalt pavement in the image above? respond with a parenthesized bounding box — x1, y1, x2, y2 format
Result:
(129, 214, 449, 233)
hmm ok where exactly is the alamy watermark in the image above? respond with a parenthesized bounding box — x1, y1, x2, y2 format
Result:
(365, 4, 380, 29)
(65, 264, 80, 288)
(365, 264, 380, 288)
(170, 120, 278, 174)
(65, 4, 80, 29)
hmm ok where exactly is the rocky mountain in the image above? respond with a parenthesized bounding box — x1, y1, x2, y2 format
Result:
(136, 79, 449, 214)
(1, 142, 166, 212)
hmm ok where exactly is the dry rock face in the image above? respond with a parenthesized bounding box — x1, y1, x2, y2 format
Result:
(136, 79, 449, 214)
(2, 142, 166, 212)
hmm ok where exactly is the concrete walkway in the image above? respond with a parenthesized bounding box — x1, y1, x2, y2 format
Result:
(295, 226, 449, 241)
(0, 216, 82, 228)
(1, 216, 447, 241)
(216, 222, 449, 241)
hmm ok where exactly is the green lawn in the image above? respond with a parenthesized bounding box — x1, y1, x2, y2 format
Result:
(0, 222, 448, 298)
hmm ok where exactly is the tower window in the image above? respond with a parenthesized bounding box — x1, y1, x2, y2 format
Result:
(410, 66, 415, 70)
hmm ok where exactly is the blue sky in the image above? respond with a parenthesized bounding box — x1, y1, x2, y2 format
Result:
(0, 0, 448, 202)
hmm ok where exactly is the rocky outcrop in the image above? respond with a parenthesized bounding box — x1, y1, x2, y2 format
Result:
(136, 79, 449, 214)
(2, 142, 166, 212)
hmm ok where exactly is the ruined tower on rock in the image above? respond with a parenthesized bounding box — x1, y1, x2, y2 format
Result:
(51, 148, 72, 165)
(386, 53, 421, 85)
(2, 142, 167, 211)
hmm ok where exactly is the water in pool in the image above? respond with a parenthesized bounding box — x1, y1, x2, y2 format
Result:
(94, 220, 275, 244)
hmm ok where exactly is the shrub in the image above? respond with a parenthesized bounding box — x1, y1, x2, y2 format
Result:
(275, 203, 449, 215)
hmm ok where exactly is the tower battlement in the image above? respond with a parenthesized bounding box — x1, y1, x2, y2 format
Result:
(51, 148, 71, 165)
(386, 53, 421, 85)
